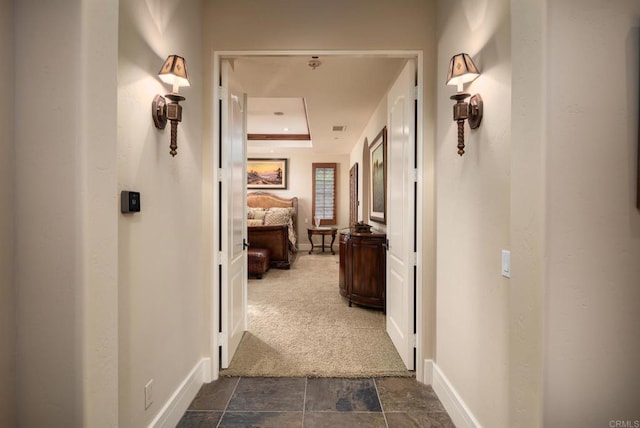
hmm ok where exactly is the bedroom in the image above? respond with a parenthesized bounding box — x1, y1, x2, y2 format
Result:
(216, 54, 418, 376)
(237, 55, 403, 248)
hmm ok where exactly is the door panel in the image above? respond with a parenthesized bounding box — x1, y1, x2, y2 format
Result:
(220, 60, 248, 368)
(386, 60, 416, 370)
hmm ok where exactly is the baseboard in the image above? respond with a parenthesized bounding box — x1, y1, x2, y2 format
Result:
(148, 357, 211, 428)
(424, 359, 482, 428)
(297, 243, 312, 252)
(422, 359, 434, 385)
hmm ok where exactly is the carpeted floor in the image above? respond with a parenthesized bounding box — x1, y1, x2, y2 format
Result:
(220, 252, 412, 378)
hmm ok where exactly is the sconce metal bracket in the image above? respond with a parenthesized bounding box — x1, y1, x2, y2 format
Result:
(468, 94, 483, 129)
(152, 94, 167, 129)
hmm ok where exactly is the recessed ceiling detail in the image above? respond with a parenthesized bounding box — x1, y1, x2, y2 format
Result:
(247, 97, 311, 147)
(235, 56, 407, 154)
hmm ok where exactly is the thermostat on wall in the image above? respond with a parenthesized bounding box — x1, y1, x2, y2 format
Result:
(121, 190, 141, 213)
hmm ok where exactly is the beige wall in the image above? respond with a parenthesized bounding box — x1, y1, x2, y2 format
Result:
(544, 0, 640, 425)
(350, 90, 390, 233)
(14, 0, 119, 426)
(435, 0, 512, 426)
(203, 0, 438, 364)
(0, 0, 15, 425)
(510, 0, 640, 426)
(510, 0, 546, 425)
(118, 0, 204, 426)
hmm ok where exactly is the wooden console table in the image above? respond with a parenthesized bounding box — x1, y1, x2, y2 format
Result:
(339, 231, 386, 311)
(307, 227, 337, 254)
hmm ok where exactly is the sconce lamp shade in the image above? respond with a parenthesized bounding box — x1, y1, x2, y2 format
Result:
(158, 55, 190, 92)
(446, 53, 483, 156)
(446, 53, 479, 88)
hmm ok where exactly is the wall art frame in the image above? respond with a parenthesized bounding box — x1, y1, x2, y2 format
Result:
(369, 127, 387, 224)
(247, 158, 288, 190)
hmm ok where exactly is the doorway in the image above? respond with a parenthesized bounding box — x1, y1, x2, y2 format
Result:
(211, 50, 425, 382)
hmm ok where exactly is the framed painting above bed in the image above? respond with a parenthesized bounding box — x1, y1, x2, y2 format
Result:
(369, 127, 387, 224)
(247, 158, 288, 190)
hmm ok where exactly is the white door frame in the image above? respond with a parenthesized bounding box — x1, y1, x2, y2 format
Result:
(210, 49, 425, 383)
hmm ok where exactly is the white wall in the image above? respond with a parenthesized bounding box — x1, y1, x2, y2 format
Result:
(14, 0, 119, 426)
(118, 0, 204, 426)
(203, 0, 438, 363)
(435, 1, 512, 426)
(544, 0, 640, 425)
(0, 0, 15, 425)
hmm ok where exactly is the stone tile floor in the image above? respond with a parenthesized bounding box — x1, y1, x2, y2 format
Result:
(177, 377, 455, 427)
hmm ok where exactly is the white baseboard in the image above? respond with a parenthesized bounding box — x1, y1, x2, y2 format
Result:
(423, 359, 482, 428)
(422, 359, 434, 385)
(148, 357, 211, 428)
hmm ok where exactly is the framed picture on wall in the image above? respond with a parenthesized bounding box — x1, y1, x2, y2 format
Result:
(247, 158, 288, 190)
(369, 127, 387, 224)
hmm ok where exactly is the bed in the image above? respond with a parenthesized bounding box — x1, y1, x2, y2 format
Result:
(247, 192, 298, 269)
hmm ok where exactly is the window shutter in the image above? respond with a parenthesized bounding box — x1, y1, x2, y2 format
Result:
(312, 163, 337, 225)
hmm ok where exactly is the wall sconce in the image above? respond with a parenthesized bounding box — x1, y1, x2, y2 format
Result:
(446, 53, 483, 156)
(152, 55, 190, 157)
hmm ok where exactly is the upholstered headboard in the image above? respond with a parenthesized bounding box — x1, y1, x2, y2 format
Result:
(247, 192, 298, 233)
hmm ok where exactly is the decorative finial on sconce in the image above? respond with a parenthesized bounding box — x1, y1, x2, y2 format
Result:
(446, 53, 483, 156)
(152, 55, 190, 157)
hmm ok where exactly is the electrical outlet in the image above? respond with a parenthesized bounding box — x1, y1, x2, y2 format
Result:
(144, 379, 153, 409)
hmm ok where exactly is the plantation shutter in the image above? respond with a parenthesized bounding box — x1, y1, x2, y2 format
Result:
(312, 163, 337, 225)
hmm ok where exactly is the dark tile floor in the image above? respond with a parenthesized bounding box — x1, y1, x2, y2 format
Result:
(177, 376, 455, 427)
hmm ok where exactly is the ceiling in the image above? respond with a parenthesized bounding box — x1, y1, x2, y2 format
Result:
(231, 55, 407, 155)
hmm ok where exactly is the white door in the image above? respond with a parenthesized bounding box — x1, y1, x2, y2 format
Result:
(220, 60, 248, 368)
(386, 60, 416, 370)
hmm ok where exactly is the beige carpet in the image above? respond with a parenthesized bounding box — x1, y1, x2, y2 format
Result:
(220, 252, 412, 378)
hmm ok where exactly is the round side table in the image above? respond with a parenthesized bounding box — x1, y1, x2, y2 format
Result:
(307, 227, 338, 255)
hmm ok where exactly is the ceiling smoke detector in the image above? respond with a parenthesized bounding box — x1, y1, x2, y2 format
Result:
(308, 56, 321, 70)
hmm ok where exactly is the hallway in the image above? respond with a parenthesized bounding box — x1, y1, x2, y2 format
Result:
(177, 376, 454, 427)
(5, 1, 640, 427)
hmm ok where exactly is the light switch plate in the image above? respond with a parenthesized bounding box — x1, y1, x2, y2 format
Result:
(501, 250, 511, 278)
(144, 379, 153, 409)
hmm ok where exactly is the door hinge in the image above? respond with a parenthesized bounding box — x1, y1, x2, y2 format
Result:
(218, 332, 225, 344)
(218, 86, 227, 100)
(217, 169, 224, 182)
(218, 252, 225, 264)
(411, 252, 417, 266)
(413, 85, 418, 100)
(410, 168, 418, 183)
(411, 334, 417, 347)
